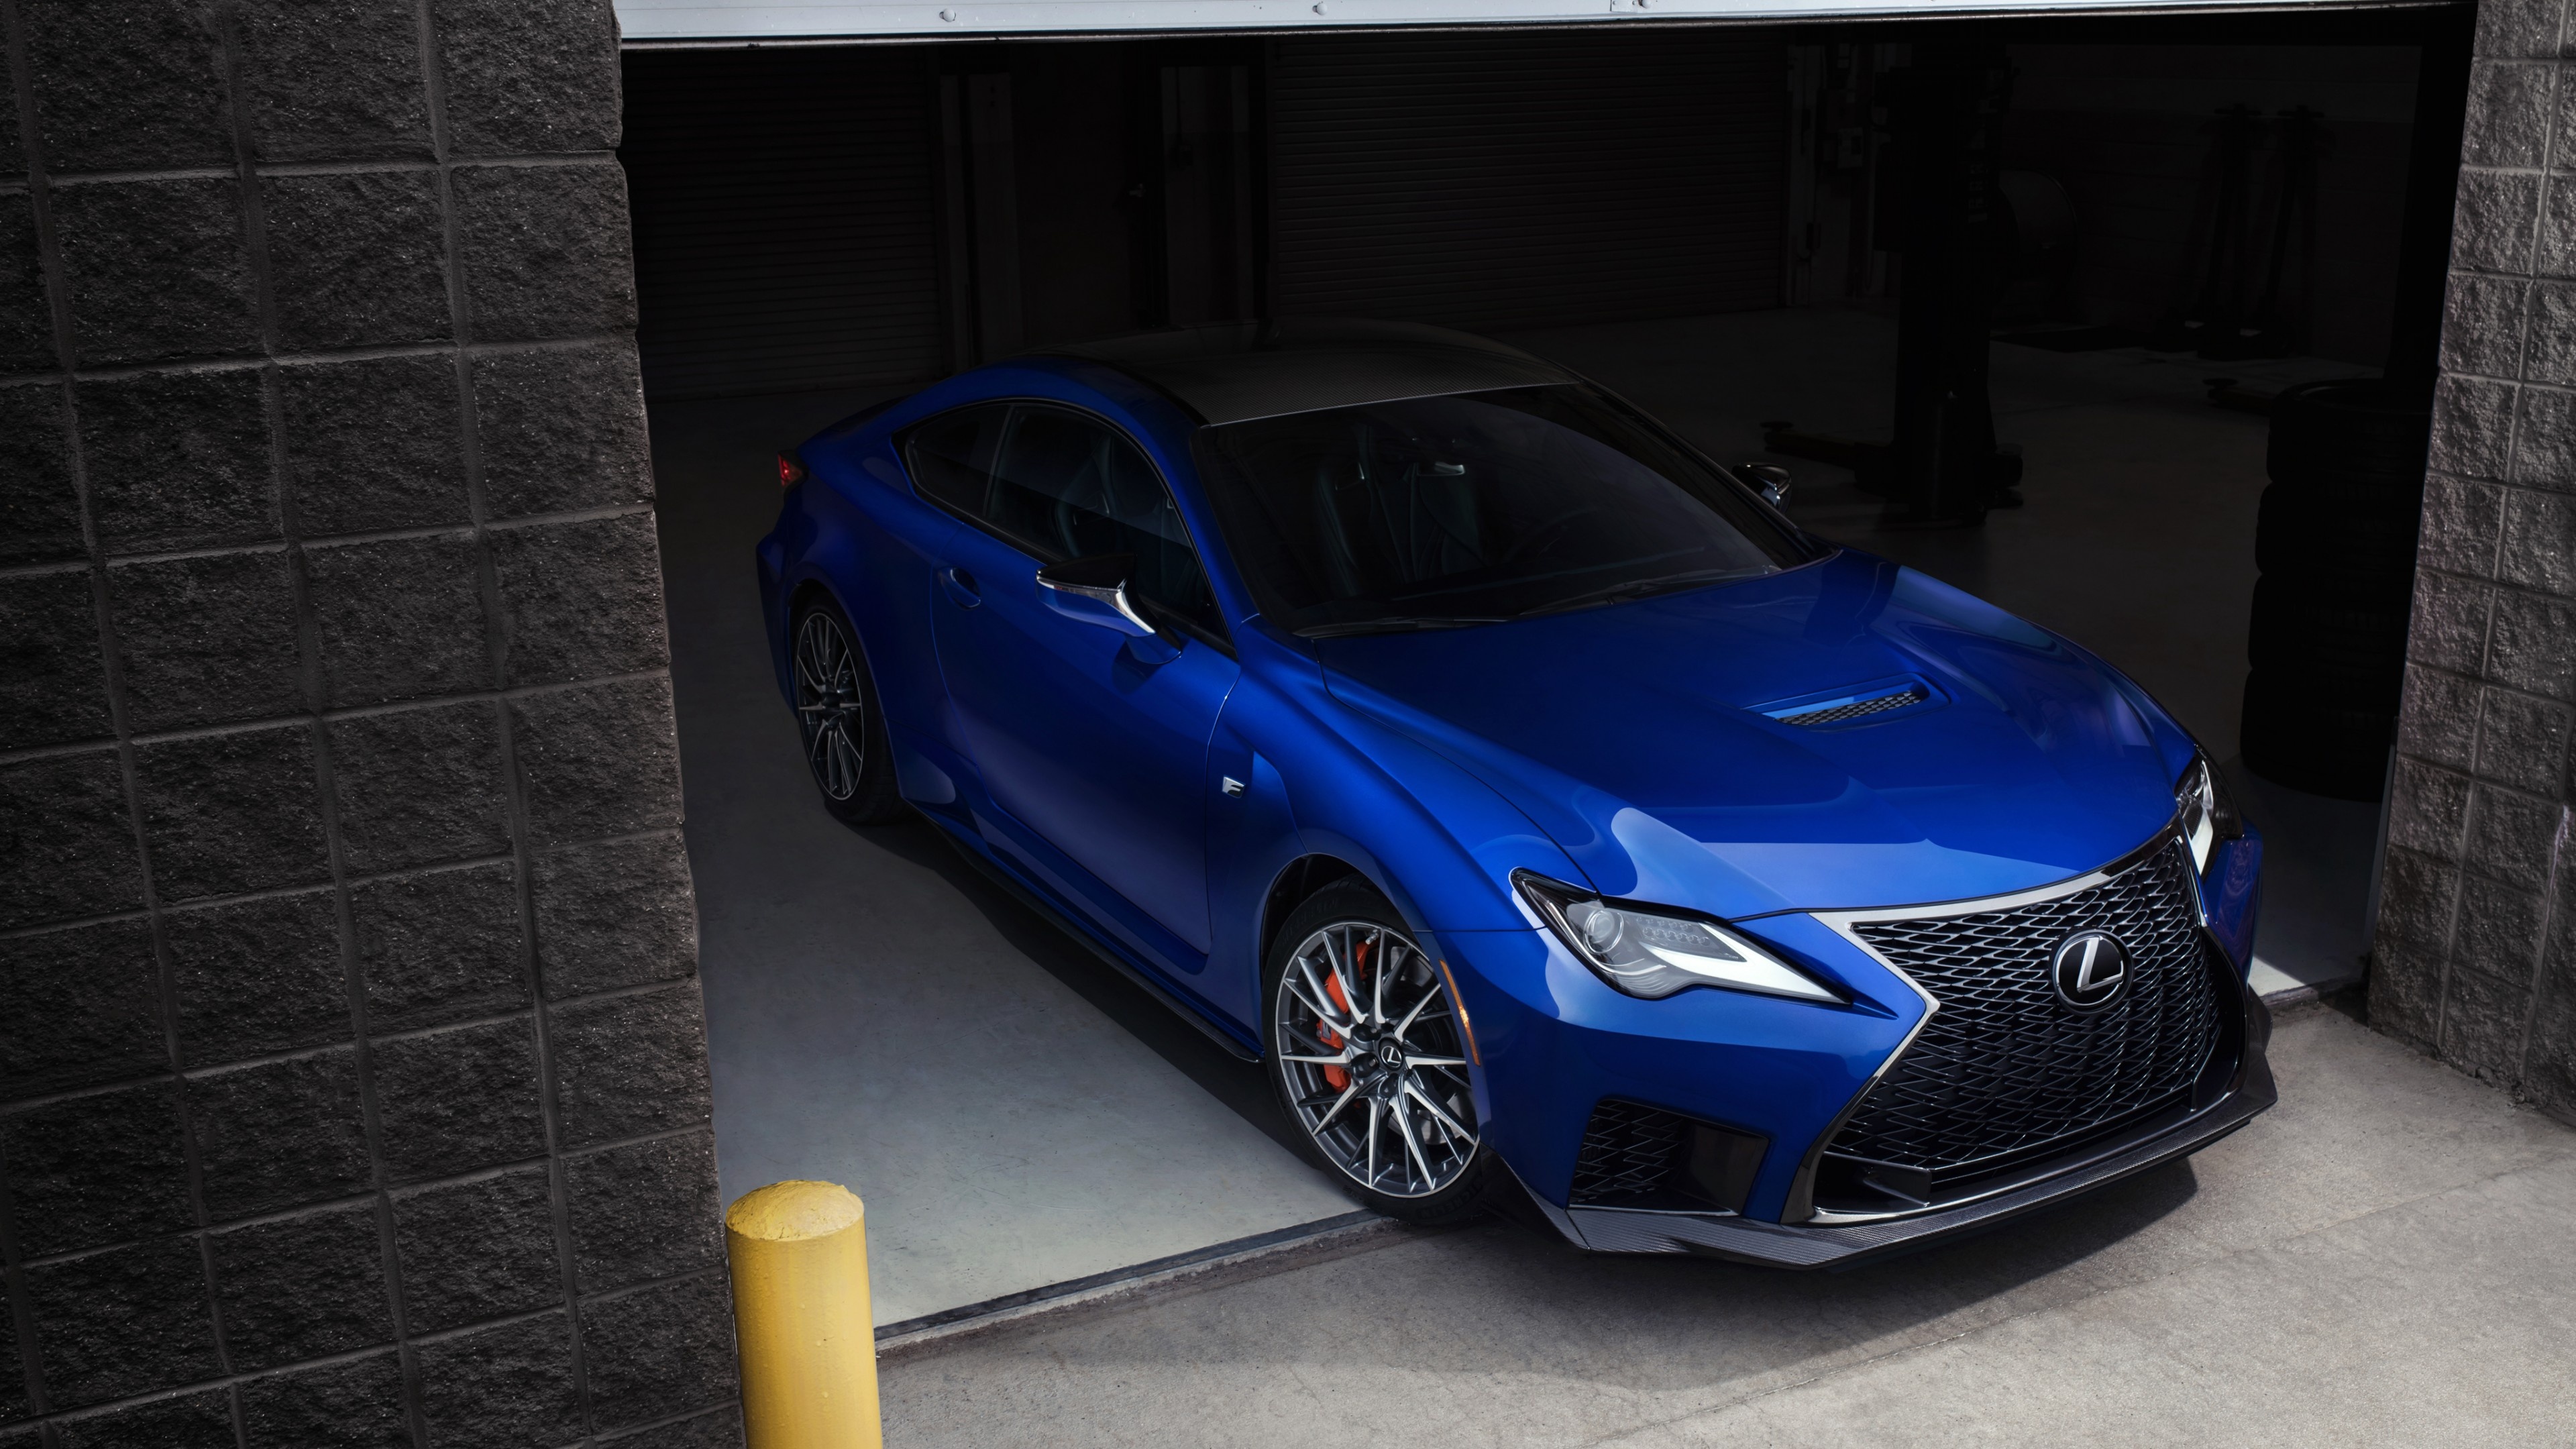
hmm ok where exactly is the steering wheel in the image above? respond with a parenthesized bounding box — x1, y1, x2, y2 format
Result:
(1501, 507, 1601, 564)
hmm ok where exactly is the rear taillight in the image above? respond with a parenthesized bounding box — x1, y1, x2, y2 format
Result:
(777, 452, 808, 488)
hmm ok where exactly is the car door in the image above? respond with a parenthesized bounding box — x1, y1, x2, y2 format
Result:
(915, 401, 1240, 963)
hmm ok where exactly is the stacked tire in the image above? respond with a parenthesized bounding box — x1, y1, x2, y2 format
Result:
(2239, 379, 2432, 802)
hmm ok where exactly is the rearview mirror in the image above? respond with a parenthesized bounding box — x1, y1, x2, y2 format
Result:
(1737, 463, 1793, 509)
(1036, 553, 1157, 639)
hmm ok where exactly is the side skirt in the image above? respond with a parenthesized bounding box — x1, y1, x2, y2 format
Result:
(924, 813, 1261, 1062)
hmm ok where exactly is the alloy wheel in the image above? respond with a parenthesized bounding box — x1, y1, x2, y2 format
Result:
(1274, 920, 1479, 1198)
(793, 612, 866, 801)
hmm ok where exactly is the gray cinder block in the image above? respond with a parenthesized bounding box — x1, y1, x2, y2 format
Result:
(435, 0, 625, 157)
(413, 1311, 584, 1448)
(0, 920, 164, 1096)
(262, 171, 453, 350)
(166, 891, 350, 1065)
(368, 1018, 547, 1180)
(350, 861, 531, 1031)
(492, 512, 672, 686)
(329, 703, 514, 875)
(392, 1166, 564, 1333)
(566, 1132, 724, 1292)
(187, 1048, 372, 1218)
(532, 833, 699, 999)
(305, 533, 492, 706)
(23, 0, 232, 172)
(208, 1202, 396, 1369)
(0, 751, 146, 928)
(53, 178, 258, 366)
(453, 161, 637, 343)
(0, 197, 52, 370)
(278, 354, 470, 536)
(237, 0, 435, 162)
(0, 568, 111, 749)
(547, 985, 714, 1148)
(578, 1274, 741, 1433)
(509, 676, 684, 845)
(78, 368, 276, 553)
(474, 341, 654, 518)
(22, 1238, 221, 1409)
(133, 724, 328, 901)
(237, 1353, 413, 1448)
(105, 550, 303, 733)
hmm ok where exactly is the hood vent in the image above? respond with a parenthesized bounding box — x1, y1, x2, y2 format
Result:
(1766, 682, 1931, 728)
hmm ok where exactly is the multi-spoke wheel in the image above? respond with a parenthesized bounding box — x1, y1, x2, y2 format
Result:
(788, 599, 903, 825)
(1267, 880, 1491, 1220)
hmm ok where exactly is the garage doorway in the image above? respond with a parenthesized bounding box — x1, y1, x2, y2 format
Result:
(620, 5, 2468, 1326)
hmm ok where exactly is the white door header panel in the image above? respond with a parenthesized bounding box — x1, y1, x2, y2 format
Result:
(616, 0, 2377, 44)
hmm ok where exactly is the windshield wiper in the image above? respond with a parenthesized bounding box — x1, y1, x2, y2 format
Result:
(1297, 615, 1511, 638)
(1515, 568, 1752, 619)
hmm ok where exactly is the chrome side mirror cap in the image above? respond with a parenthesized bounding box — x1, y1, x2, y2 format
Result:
(1737, 462, 1793, 509)
(1036, 553, 1157, 639)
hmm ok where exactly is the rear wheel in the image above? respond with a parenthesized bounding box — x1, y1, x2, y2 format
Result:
(790, 598, 904, 826)
(1265, 879, 1495, 1223)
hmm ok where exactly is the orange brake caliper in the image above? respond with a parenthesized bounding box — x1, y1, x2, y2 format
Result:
(1319, 948, 1363, 1091)
(1320, 973, 1350, 1090)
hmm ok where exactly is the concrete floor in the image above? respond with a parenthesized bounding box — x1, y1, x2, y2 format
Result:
(648, 306, 2391, 1328)
(653, 391, 1351, 1327)
(879, 1002, 2576, 1447)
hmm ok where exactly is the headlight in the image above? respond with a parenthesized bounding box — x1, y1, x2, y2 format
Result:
(1513, 872, 1844, 1004)
(2176, 755, 2243, 873)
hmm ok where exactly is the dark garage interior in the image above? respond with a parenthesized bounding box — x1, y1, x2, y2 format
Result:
(618, 9, 2472, 1327)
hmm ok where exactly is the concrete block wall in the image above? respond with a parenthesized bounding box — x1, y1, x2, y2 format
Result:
(0, 1, 737, 1444)
(2373, 0, 2576, 1116)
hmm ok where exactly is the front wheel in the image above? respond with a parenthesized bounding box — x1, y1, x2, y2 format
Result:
(1265, 879, 1495, 1223)
(790, 598, 904, 826)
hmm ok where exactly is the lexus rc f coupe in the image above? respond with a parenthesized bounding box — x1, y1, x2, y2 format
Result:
(757, 319, 2271, 1266)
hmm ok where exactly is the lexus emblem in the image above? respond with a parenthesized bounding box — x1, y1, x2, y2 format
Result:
(2051, 930, 2129, 1011)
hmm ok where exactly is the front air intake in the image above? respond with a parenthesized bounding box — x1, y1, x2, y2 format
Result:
(1569, 1100, 1767, 1213)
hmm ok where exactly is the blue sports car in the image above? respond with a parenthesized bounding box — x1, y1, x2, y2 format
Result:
(757, 319, 2272, 1266)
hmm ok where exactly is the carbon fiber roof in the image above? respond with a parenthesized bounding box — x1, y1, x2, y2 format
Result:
(1039, 317, 1577, 425)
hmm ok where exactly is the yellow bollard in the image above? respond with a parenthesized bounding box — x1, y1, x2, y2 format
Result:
(726, 1181, 883, 1449)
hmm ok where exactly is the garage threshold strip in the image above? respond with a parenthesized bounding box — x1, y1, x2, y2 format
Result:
(874, 1210, 1415, 1361)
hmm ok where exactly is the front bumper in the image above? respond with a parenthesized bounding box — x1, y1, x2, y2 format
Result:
(1447, 828, 2270, 1263)
(1513, 979, 2275, 1267)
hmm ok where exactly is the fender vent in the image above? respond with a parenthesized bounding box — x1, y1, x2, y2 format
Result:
(1773, 684, 1928, 727)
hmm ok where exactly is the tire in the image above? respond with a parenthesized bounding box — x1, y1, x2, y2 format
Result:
(788, 596, 905, 827)
(2253, 483, 2422, 588)
(2245, 576, 2412, 694)
(2239, 667, 2396, 802)
(2266, 378, 2432, 488)
(1264, 877, 1497, 1224)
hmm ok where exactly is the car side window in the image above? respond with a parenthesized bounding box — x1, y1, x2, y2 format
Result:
(902, 404, 1008, 517)
(979, 406, 1228, 645)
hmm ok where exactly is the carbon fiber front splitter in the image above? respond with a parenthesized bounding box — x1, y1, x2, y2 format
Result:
(1513, 1029, 2277, 1269)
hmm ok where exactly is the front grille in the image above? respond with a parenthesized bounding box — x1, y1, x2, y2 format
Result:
(1778, 686, 1927, 727)
(1829, 843, 2222, 1179)
(1570, 1100, 1685, 1204)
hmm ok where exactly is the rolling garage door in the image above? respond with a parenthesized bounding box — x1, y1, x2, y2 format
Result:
(621, 48, 944, 400)
(1270, 32, 1788, 333)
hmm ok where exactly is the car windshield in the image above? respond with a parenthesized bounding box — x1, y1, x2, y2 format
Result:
(1191, 384, 1817, 635)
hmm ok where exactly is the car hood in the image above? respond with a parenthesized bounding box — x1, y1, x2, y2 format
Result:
(1313, 550, 2191, 920)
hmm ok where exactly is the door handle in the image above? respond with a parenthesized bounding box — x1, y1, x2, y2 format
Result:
(939, 566, 981, 608)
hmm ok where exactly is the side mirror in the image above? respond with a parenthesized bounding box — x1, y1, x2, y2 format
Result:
(1737, 463, 1793, 509)
(1036, 553, 1158, 639)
